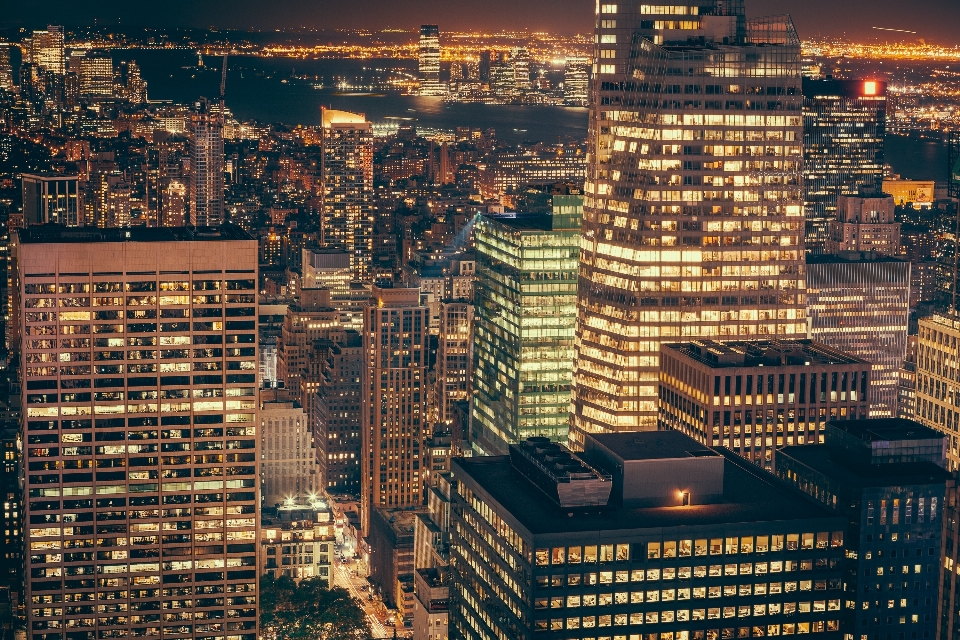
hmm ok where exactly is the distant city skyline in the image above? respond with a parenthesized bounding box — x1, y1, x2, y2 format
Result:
(2, 0, 960, 44)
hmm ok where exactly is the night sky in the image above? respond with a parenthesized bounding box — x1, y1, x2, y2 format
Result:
(2, 0, 959, 43)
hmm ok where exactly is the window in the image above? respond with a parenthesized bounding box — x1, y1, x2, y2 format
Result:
(600, 3, 617, 13)
(600, 64, 616, 74)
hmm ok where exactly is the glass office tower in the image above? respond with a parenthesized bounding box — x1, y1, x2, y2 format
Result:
(572, 2, 807, 445)
(473, 193, 582, 454)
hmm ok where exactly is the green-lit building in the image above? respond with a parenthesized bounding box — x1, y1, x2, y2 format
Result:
(472, 187, 582, 455)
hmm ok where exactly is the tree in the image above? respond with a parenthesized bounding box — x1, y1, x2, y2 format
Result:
(260, 574, 371, 640)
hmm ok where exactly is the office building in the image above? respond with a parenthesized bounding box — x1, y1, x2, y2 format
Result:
(807, 253, 911, 418)
(0, 44, 13, 91)
(824, 194, 900, 257)
(311, 329, 363, 496)
(275, 288, 339, 400)
(260, 401, 322, 507)
(368, 507, 420, 613)
(189, 98, 225, 227)
(915, 314, 960, 469)
(450, 430, 846, 640)
(473, 195, 581, 455)
(803, 79, 887, 253)
(12, 225, 259, 640)
(30, 26, 64, 76)
(573, 2, 807, 444)
(433, 301, 473, 427)
(361, 285, 429, 531)
(77, 50, 114, 97)
(260, 502, 335, 586)
(659, 339, 871, 469)
(511, 47, 531, 91)
(563, 57, 589, 107)
(320, 109, 374, 281)
(301, 248, 367, 329)
(419, 26, 443, 96)
(776, 419, 949, 640)
(21, 173, 80, 226)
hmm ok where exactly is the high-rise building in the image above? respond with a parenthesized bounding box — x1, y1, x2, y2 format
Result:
(450, 430, 847, 640)
(803, 79, 887, 253)
(30, 26, 64, 76)
(473, 195, 581, 454)
(12, 225, 259, 640)
(572, 2, 807, 444)
(361, 285, 429, 531)
(21, 173, 79, 226)
(260, 401, 322, 507)
(510, 47, 531, 92)
(275, 288, 339, 399)
(76, 50, 114, 97)
(563, 56, 589, 106)
(776, 419, 948, 640)
(312, 329, 363, 495)
(915, 313, 960, 468)
(433, 300, 473, 427)
(824, 193, 900, 256)
(0, 43, 14, 91)
(806, 253, 910, 418)
(418, 25, 443, 96)
(658, 339, 871, 469)
(320, 109, 374, 281)
(189, 98, 225, 227)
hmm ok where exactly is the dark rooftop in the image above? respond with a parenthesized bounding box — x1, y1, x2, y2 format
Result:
(830, 418, 944, 445)
(588, 431, 716, 461)
(664, 339, 866, 369)
(453, 450, 839, 536)
(778, 445, 951, 489)
(16, 224, 253, 244)
(806, 252, 907, 265)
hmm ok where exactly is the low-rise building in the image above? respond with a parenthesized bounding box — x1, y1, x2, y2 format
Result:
(260, 503, 336, 586)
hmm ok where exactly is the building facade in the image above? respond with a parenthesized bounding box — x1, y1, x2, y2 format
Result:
(361, 286, 429, 531)
(802, 79, 887, 253)
(13, 225, 259, 640)
(433, 301, 473, 427)
(915, 314, 960, 468)
(21, 173, 79, 226)
(824, 194, 900, 257)
(260, 401, 322, 507)
(659, 339, 871, 469)
(776, 419, 948, 640)
(573, 2, 807, 444)
(806, 254, 910, 418)
(260, 504, 334, 586)
(473, 198, 580, 454)
(320, 109, 374, 281)
(450, 430, 847, 640)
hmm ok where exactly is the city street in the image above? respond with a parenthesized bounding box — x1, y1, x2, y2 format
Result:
(332, 557, 398, 639)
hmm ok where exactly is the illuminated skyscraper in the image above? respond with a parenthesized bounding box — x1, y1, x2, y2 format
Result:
(189, 98, 225, 227)
(824, 193, 900, 256)
(562, 56, 589, 106)
(572, 2, 806, 444)
(21, 173, 79, 226)
(473, 192, 581, 454)
(12, 225, 260, 640)
(510, 47, 531, 92)
(30, 25, 64, 76)
(418, 25, 443, 96)
(806, 252, 910, 418)
(77, 50, 115, 97)
(361, 285, 429, 530)
(320, 109, 374, 281)
(0, 43, 13, 91)
(803, 79, 887, 253)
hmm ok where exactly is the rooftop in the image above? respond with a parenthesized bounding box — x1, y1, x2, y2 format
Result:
(664, 339, 866, 369)
(587, 431, 716, 462)
(16, 224, 253, 244)
(806, 252, 908, 265)
(453, 449, 838, 536)
(778, 445, 951, 489)
(830, 418, 944, 445)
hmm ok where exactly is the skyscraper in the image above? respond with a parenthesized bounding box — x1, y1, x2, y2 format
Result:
(320, 109, 374, 281)
(30, 25, 64, 76)
(472, 194, 581, 454)
(77, 50, 115, 98)
(0, 43, 14, 92)
(12, 225, 259, 640)
(418, 25, 443, 96)
(803, 79, 887, 253)
(361, 285, 429, 531)
(824, 193, 900, 256)
(21, 173, 80, 226)
(572, 2, 806, 444)
(562, 56, 589, 106)
(806, 253, 910, 418)
(189, 98, 225, 227)
(433, 300, 473, 427)
(915, 313, 960, 468)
